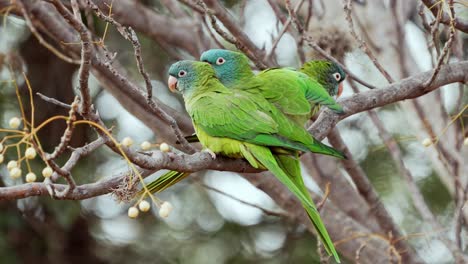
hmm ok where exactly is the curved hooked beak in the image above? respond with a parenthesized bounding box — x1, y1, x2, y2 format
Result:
(168, 75, 178, 92)
(337, 83, 344, 98)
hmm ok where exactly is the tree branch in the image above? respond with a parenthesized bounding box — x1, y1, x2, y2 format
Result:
(309, 60, 468, 140)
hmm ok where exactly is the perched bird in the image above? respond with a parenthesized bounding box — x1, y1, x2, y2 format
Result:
(200, 49, 345, 125)
(141, 53, 347, 198)
(300, 60, 346, 98)
(164, 60, 342, 262)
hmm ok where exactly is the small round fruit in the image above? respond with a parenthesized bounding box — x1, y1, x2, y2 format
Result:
(25, 147, 37, 159)
(422, 138, 432, 147)
(121, 137, 134, 147)
(138, 200, 151, 212)
(42, 166, 53, 178)
(128, 207, 139, 218)
(9, 167, 22, 179)
(158, 201, 173, 218)
(9, 117, 21, 129)
(140, 141, 152, 150)
(25, 172, 37, 183)
(7, 160, 18, 170)
(159, 143, 170, 153)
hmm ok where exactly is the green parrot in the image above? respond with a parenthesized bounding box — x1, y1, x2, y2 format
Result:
(141, 52, 347, 195)
(141, 53, 347, 199)
(140, 52, 347, 261)
(201, 49, 346, 125)
(162, 60, 342, 262)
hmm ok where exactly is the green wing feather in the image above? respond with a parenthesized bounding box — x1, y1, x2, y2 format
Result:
(257, 68, 344, 116)
(191, 90, 344, 159)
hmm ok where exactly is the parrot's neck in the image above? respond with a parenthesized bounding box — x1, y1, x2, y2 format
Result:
(184, 77, 229, 102)
(221, 65, 255, 88)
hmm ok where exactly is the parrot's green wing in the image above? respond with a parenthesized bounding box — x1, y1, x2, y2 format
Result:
(191, 91, 344, 158)
(258, 68, 344, 115)
(191, 92, 311, 153)
(250, 69, 312, 116)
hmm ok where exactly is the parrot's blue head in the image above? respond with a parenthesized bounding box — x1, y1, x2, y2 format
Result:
(200, 49, 254, 87)
(301, 60, 346, 97)
(167, 60, 215, 97)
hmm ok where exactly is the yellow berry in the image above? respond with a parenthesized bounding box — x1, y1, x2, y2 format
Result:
(158, 201, 173, 218)
(7, 160, 18, 170)
(140, 141, 152, 150)
(25, 172, 37, 183)
(138, 200, 151, 212)
(121, 137, 134, 147)
(42, 166, 53, 178)
(25, 147, 37, 159)
(464, 137, 468, 146)
(8, 117, 21, 129)
(159, 143, 170, 153)
(9, 167, 21, 179)
(422, 138, 432, 147)
(0, 154, 3, 164)
(128, 207, 139, 218)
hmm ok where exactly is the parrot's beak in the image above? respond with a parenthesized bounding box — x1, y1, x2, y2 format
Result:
(168, 75, 178, 92)
(337, 83, 344, 98)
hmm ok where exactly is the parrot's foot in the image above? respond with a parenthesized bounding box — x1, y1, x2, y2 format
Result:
(203, 148, 216, 159)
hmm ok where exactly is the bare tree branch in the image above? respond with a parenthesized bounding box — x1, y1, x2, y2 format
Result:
(420, 0, 468, 33)
(309, 60, 468, 141)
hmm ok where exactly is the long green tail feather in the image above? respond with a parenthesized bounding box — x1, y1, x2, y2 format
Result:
(275, 154, 340, 262)
(306, 140, 346, 160)
(247, 145, 340, 263)
(137, 171, 191, 196)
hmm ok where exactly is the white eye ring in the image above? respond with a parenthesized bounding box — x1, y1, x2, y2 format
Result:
(178, 70, 187, 77)
(216, 57, 225, 65)
(333, 72, 341, 81)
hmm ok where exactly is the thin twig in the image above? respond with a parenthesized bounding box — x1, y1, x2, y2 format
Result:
(50, 0, 93, 115)
(316, 182, 330, 211)
(302, 36, 376, 89)
(390, 0, 409, 78)
(423, 0, 456, 87)
(87, 0, 196, 153)
(201, 0, 270, 69)
(36, 92, 72, 109)
(264, 0, 305, 61)
(200, 183, 287, 217)
(327, 129, 414, 259)
(47, 97, 79, 160)
(128, 28, 153, 103)
(342, 0, 394, 83)
(420, 0, 468, 33)
(367, 100, 464, 261)
(16, 1, 80, 65)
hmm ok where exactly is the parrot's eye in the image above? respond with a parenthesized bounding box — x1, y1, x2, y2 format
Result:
(333, 72, 341, 81)
(178, 70, 187, 77)
(216, 57, 226, 65)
